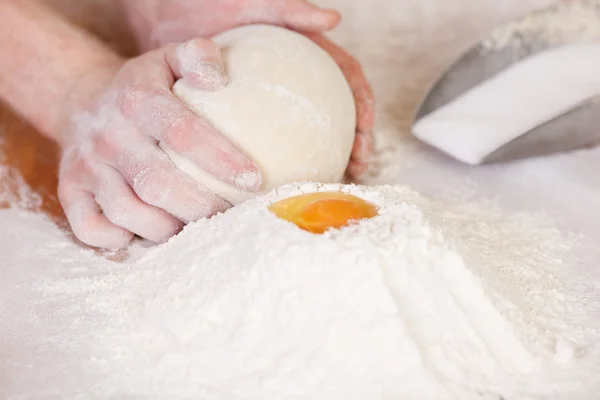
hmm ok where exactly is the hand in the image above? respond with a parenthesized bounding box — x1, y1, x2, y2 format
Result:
(306, 33, 374, 179)
(58, 39, 261, 249)
(118, 0, 375, 179)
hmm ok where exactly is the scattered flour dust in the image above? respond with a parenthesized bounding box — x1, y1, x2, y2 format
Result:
(0, 142, 42, 210)
(16, 182, 596, 400)
(481, 0, 600, 52)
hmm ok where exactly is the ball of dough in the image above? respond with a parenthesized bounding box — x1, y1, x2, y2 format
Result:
(162, 24, 357, 205)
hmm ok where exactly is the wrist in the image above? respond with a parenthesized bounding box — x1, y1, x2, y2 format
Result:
(0, 0, 125, 147)
(55, 55, 124, 148)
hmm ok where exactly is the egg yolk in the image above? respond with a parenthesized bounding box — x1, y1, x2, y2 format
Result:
(268, 192, 379, 234)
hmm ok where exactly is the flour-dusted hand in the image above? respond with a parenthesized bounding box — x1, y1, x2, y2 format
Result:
(117, 0, 376, 179)
(58, 39, 261, 249)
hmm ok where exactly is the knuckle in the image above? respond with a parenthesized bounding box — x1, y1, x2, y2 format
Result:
(118, 87, 176, 141)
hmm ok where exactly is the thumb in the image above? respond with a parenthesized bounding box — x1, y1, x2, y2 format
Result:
(164, 38, 227, 91)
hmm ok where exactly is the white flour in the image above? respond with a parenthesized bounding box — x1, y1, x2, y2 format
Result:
(482, 0, 600, 52)
(2, 0, 600, 399)
(1, 182, 598, 399)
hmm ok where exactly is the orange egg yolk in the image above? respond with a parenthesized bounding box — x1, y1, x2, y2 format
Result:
(268, 192, 379, 234)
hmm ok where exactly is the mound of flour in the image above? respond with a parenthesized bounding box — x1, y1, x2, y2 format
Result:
(23, 182, 595, 400)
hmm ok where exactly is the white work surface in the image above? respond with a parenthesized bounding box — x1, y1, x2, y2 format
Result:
(2, 0, 600, 397)
(323, 0, 600, 269)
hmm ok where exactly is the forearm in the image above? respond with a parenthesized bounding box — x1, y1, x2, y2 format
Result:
(0, 0, 122, 145)
(40, 0, 137, 56)
(113, 0, 162, 51)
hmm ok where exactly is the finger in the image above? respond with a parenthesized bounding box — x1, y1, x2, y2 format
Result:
(118, 145, 231, 223)
(165, 39, 227, 91)
(306, 33, 375, 137)
(347, 130, 374, 180)
(58, 148, 132, 248)
(119, 86, 262, 191)
(94, 165, 183, 243)
(241, 0, 340, 32)
(306, 33, 375, 176)
(346, 161, 367, 180)
(58, 181, 133, 249)
(280, 0, 340, 31)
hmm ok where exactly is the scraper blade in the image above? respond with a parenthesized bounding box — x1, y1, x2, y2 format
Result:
(412, 0, 600, 164)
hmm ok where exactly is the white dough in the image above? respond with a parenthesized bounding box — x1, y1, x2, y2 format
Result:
(162, 25, 356, 204)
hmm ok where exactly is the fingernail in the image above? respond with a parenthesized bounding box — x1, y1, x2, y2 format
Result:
(235, 170, 262, 191)
(200, 63, 227, 89)
(176, 40, 227, 89)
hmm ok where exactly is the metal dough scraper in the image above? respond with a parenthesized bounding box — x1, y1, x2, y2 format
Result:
(412, 0, 600, 165)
